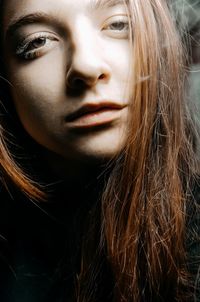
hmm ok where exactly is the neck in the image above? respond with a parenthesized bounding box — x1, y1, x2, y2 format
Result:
(39, 147, 110, 188)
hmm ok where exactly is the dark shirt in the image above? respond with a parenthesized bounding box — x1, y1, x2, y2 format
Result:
(0, 184, 200, 302)
(0, 186, 82, 302)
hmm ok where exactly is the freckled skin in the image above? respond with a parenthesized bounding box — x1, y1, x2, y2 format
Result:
(3, 0, 131, 166)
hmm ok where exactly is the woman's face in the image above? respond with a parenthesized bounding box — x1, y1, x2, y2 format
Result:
(3, 0, 131, 163)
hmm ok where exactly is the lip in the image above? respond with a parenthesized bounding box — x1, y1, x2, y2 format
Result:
(65, 102, 127, 129)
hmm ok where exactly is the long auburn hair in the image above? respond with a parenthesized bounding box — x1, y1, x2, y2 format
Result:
(0, 0, 199, 301)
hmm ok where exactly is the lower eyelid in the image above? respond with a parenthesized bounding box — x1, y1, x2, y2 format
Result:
(15, 32, 59, 51)
(16, 35, 58, 56)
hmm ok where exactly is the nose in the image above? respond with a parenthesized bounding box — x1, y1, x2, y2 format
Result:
(66, 24, 111, 89)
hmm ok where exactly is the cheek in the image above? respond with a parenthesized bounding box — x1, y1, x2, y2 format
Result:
(7, 47, 66, 104)
(7, 52, 66, 124)
(6, 55, 69, 150)
(10, 85, 66, 153)
(11, 82, 63, 133)
(104, 41, 131, 81)
(8, 77, 63, 146)
(110, 49, 132, 101)
(11, 79, 50, 119)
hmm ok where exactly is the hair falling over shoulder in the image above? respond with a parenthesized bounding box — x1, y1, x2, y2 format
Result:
(0, 128, 45, 200)
(0, 0, 199, 301)
(0, 95, 45, 199)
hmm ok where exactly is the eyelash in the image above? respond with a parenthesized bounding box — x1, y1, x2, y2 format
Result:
(104, 19, 129, 31)
(15, 33, 58, 60)
(15, 16, 129, 60)
(103, 16, 129, 37)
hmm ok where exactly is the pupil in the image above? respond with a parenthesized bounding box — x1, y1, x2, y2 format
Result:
(112, 22, 124, 30)
(32, 37, 46, 48)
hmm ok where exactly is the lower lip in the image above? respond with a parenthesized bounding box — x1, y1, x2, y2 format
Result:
(66, 108, 125, 129)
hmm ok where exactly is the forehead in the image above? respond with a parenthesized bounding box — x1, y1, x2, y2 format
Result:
(3, 0, 125, 32)
(3, 0, 125, 16)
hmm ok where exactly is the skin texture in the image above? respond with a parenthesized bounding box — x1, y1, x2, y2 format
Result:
(3, 0, 131, 170)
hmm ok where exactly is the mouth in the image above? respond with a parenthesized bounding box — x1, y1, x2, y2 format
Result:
(65, 102, 127, 129)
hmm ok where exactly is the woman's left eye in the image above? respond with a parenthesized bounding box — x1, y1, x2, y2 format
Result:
(107, 21, 129, 31)
(102, 16, 129, 37)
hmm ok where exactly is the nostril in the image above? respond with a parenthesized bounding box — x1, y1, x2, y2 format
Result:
(71, 78, 87, 89)
(73, 78, 83, 85)
(66, 69, 109, 90)
(99, 74, 106, 80)
(66, 71, 86, 88)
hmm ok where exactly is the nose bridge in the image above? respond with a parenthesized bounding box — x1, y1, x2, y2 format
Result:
(71, 17, 102, 71)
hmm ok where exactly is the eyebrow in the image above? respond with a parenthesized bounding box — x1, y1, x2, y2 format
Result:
(5, 0, 126, 39)
(90, 0, 125, 10)
(5, 13, 62, 40)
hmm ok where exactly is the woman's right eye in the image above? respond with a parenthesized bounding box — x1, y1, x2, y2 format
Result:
(15, 33, 59, 60)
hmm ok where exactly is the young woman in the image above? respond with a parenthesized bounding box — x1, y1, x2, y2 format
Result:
(0, 0, 200, 301)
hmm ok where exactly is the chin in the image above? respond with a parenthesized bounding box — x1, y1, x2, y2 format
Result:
(69, 131, 126, 162)
(39, 125, 127, 166)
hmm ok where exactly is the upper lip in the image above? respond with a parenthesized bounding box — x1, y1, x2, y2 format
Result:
(65, 101, 127, 122)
